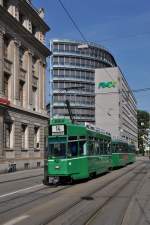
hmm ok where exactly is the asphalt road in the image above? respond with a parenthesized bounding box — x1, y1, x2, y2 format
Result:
(0, 157, 149, 225)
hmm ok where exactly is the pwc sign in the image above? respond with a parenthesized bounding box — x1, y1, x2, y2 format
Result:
(98, 81, 117, 88)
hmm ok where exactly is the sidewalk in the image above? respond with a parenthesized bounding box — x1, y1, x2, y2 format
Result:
(122, 159, 150, 225)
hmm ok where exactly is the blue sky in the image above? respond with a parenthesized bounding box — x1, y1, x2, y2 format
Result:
(34, 0, 150, 112)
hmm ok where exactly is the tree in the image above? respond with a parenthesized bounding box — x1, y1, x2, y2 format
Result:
(137, 110, 150, 155)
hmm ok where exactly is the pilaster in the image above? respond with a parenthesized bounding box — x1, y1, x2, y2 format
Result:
(38, 60, 43, 111)
(0, 30, 4, 95)
(36, 59, 40, 112)
(10, 39, 20, 104)
(39, 61, 46, 112)
(42, 63, 46, 111)
(0, 110, 4, 159)
(24, 50, 33, 109)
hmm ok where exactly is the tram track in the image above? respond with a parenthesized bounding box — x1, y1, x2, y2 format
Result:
(0, 173, 43, 184)
(0, 161, 144, 224)
(40, 161, 144, 225)
(83, 166, 148, 225)
(0, 184, 72, 215)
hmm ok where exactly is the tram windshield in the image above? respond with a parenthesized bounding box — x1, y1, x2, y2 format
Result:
(48, 143, 66, 158)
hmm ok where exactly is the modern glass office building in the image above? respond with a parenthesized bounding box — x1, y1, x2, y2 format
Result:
(50, 39, 117, 123)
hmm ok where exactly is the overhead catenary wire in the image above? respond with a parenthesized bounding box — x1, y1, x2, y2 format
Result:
(56, 0, 120, 83)
(95, 87, 150, 95)
(57, 0, 88, 43)
(53, 1, 150, 119)
(53, 86, 150, 95)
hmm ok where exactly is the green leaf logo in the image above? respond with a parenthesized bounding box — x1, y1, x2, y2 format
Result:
(98, 81, 117, 88)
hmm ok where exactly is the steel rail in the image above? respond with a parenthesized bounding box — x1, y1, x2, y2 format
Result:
(84, 165, 147, 225)
(0, 174, 43, 184)
(0, 185, 72, 215)
(41, 162, 143, 225)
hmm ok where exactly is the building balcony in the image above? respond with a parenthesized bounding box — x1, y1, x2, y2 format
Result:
(53, 89, 95, 96)
(53, 76, 94, 84)
(19, 67, 26, 81)
(32, 75, 38, 87)
(52, 64, 93, 71)
(53, 102, 95, 109)
(4, 58, 12, 74)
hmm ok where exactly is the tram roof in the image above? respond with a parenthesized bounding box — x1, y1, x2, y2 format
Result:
(50, 118, 111, 138)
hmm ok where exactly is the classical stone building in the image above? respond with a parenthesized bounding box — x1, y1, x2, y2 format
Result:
(0, 0, 50, 172)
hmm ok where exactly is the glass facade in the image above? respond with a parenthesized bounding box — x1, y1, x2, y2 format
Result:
(50, 40, 117, 123)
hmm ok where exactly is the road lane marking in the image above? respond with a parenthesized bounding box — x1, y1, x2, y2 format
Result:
(2, 215, 30, 225)
(0, 184, 43, 199)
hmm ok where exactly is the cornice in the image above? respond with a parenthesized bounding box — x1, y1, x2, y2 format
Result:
(0, 6, 51, 57)
(19, 0, 50, 33)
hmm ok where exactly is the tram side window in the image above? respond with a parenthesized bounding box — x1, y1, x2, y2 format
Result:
(79, 141, 86, 155)
(88, 141, 94, 155)
(125, 144, 128, 153)
(103, 141, 108, 155)
(113, 144, 116, 153)
(115, 144, 119, 153)
(49, 143, 66, 157)
(130, 145, 136, 153)
(95, 141, 99, 155)
(68, 142, 78, 157)
(99, 140, 104, 155)
(117, 144, 122, 153)
(107, 142, 111, 154)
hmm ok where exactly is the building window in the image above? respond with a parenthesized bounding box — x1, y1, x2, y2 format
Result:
(59, 56, 64, 65)
(32, 24, 37, 36)
(3, 36, 9, 58)
(32, 57, 37, 76)
(59, 44, 64, 52)
(24, 163, 29, 169)
(37, 162, 41, 167)
(3, 73, 10, 97)
(19, 47, 25, 67)
(19, 81, 24, 106)
(19, 12, 24, 25)
(21, 124, 28, 150)
(32, 87, 37, 111)
(34, 127, 40, 149)
(4, 122, 13, 149)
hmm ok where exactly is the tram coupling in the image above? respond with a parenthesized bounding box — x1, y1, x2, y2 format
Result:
(48, 176, 60, 185)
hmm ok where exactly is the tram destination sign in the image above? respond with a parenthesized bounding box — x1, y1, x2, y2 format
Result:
(52, 125, 65, 136)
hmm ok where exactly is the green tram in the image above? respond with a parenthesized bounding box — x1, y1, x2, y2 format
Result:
(44, 118, 112, 184)
(44, 118, 136, 185)
(111, 140, 136, 168)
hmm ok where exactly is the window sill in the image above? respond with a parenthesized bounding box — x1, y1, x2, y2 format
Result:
(34, 148, 40, 152)
(21, 149, 29, 152)
(4, 148, 14, 151)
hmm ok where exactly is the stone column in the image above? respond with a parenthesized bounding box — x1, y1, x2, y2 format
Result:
(39, 61, 46, 112)
(14, 121, 21, 159)
(13, 39, 20, 104)
(0, 30, 4, 96)
(38, 60, 43, 112)
(42, 63, 46, 111)
(36, 59, 40, 112)
(28, 124, 34, 158)
(28, 51, 33, 108)
(24, 50, 33, 109)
